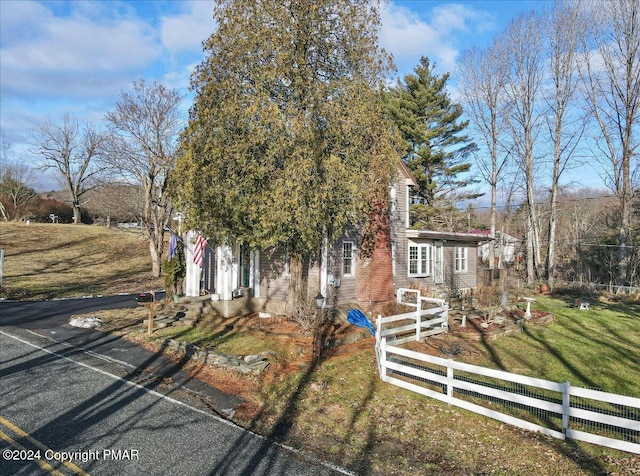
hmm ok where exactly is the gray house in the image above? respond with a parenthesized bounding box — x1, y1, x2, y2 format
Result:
(183, 162, 487, 316)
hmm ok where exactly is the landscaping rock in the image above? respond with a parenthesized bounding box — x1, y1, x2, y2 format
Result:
(69, 315, 102, 329)
(244, 354, 262, 364)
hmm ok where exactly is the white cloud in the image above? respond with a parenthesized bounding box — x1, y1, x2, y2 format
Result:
(381, 2, 496, 76)
(160, 1, 216, 54)
(0, 0, 161, 98)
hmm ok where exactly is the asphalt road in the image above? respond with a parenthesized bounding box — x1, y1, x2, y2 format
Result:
(0, 297, 352, 476)
(0, 293, 158, 329)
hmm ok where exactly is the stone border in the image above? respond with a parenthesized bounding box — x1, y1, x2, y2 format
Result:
(156, 338, 271, 374)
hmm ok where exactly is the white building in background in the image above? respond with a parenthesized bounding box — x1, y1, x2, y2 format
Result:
(472, 230, 521, 267)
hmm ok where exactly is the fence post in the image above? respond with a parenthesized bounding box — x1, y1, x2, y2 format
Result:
(375, 315, 382, 375)
(447, 359, 454, 400)
(562, 381, 570, 439)
(380, 337, 387, 380)
(416, 296, 421, 341)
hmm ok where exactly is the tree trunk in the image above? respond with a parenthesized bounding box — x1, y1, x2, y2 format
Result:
(525, 164, 540, 284)
(489, 172, 497, 270)
(288, 254, 306, 307)
(547, 199, 557, 292)
(547, 121, 562, 292)
(149, 239, 161, 277)
(526, 214, 536, 284)
(72, 202, 81, 225)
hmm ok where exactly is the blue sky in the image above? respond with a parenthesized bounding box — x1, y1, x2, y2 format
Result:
(1, 0, 579, 193)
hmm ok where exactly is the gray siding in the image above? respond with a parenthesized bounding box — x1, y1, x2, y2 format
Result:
(327, 228, 359, 304)
(258, 248, 325, 303)
(259, 248, 289, 301)
(449, 243, 478, 288)
(398, 240, 479, 290)
(391, 172, 412, 289)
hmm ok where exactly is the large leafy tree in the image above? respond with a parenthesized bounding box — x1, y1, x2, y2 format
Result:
(173, 0, 398, 299)
(385, 57, 479, 229)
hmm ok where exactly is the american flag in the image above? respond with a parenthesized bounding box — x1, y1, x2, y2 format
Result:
(193, 233, 208, 268)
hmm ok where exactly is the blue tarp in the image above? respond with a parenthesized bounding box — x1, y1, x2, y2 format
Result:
(347, 309, 376, 336)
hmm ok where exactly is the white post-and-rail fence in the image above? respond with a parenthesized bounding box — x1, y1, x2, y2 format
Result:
(374, 289, 640, 455)
(375, 288, 449, 347)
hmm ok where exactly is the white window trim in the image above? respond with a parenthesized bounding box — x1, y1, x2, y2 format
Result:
(342, 241, 355, 277)
(408, 242, 432, 277)
(406, 185, 411, 228)
(455, 246, 468, 273)
(283, 248, 290, 277)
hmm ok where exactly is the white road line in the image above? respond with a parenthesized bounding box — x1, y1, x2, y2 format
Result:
(0, 330, 230, 421)
(24, 329, 137, 370)
(0, 330, 356, 476)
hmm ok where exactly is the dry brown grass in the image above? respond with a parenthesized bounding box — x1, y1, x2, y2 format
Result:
(0, 222, 163, 299)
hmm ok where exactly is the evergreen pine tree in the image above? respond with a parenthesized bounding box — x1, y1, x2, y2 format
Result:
(385, 57, 480, 229)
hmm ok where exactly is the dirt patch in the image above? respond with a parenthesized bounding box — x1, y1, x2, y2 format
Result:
(449, 309, 554, 341)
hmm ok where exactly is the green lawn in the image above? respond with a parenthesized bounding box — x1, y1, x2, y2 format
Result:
(464, 295, 640, 397)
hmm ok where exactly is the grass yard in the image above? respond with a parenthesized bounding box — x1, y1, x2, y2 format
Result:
(451, 295, 640, 398)
(0, 222, 162, 300)
(1, 221, 639, 474)
(97, 296, 640, 476)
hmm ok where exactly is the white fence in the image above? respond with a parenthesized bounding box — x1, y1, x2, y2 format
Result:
(374, 292, 640, 455)
(375, 288, 449, 346)
(557, 280, 640, 296)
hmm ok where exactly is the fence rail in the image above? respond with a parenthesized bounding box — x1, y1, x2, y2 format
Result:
(374, 301, 640, 455)
(557, 280, 640, 295)
(377, 289, 449, 346)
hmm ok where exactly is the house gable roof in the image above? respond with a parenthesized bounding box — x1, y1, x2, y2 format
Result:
(398, 160, 418, 187)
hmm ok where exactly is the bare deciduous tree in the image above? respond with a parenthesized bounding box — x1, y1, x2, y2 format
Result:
(1, 136, 38, 221)
(1, 161, 38, 221)
(85, 182, 145, 228)
(458, 40, 511, 269)
(579, 0, 640, 283)
(542, 0, 586, 292)
(503, 11, 546, 283)
(103, 79, 183, 277)
(30, 115, 105, 224)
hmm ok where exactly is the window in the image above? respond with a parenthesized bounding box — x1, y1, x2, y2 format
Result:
(455, 246, 468, 273)
(408, 243, 432, 277)
(342, 241, 354, 276)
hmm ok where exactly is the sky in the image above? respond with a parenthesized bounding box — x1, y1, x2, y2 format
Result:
(1, 0, 592, 194)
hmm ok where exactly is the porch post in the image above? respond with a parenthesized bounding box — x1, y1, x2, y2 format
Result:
(217, 244, 234, 301)
(185, 231, 201, 297)
(320, 235, 328, 301)
(251, 250, 260, 298)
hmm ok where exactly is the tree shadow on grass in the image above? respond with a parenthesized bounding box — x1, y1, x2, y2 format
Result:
(205, 319, 373, 475)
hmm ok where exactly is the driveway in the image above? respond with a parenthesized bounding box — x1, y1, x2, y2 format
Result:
(0, 293, 160, 329)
